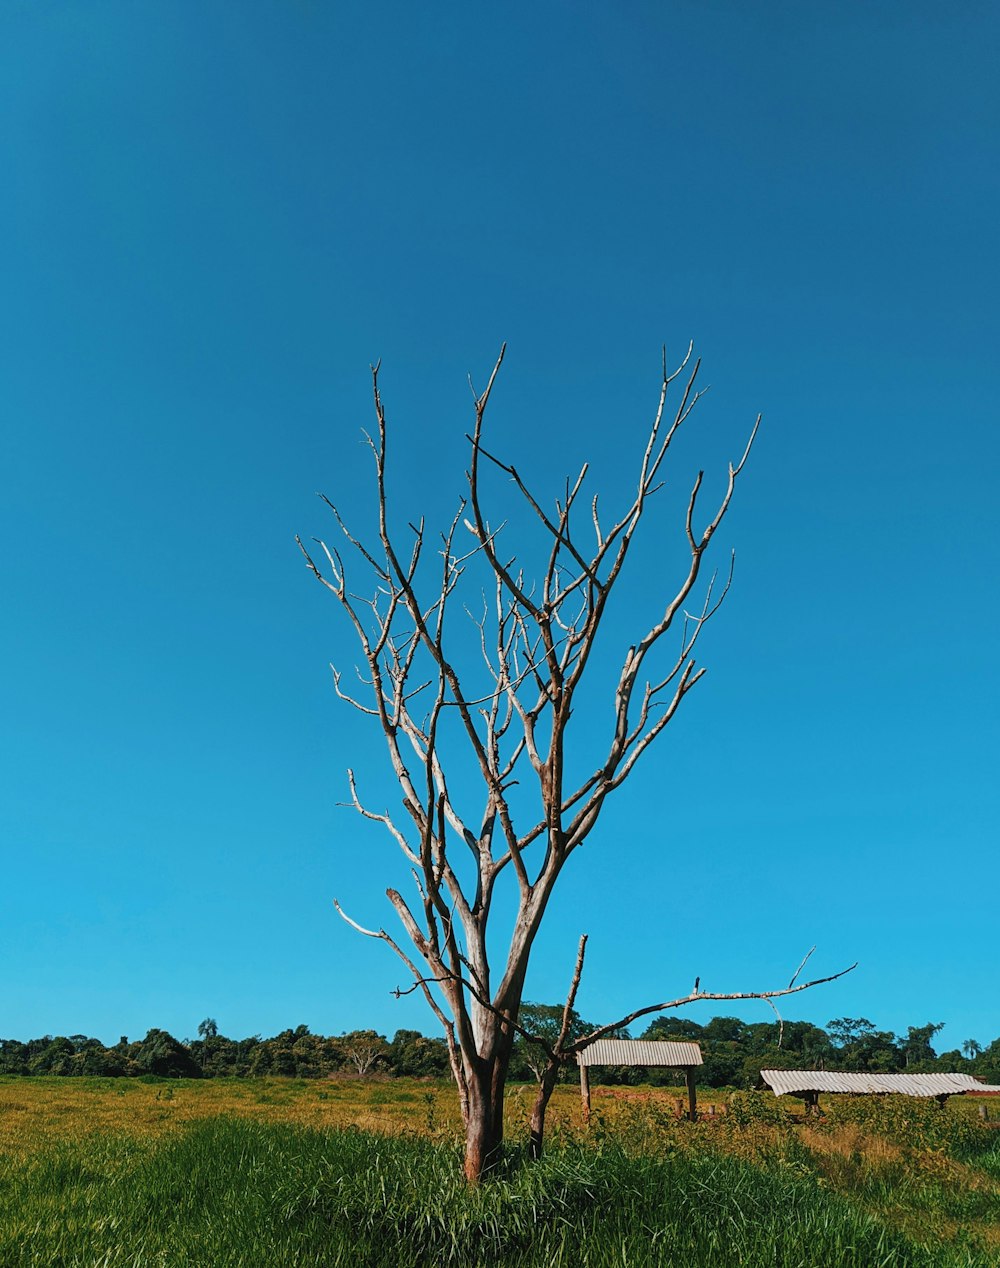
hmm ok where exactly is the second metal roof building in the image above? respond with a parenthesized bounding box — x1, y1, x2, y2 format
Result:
(760, 1070, 1000, 1097)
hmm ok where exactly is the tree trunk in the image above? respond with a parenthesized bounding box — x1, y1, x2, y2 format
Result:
(464, 1100, 502, 1182)
(463, 1066, 506, 1183)
(528, 1061, 560, 1160)
(459, 1020, 518, 1183)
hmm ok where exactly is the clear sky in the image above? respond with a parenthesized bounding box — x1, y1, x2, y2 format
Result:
(2, 2, 997, 1053)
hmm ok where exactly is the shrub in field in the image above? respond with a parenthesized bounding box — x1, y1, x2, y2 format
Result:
(724, 1090, 793, 1129)
(818, 1096, 994, 1159)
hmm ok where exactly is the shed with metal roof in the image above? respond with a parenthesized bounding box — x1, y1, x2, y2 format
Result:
(760, 1069, 1000, 1110)
(578, 1039, 703, 1068)
(578, 1039, 704, 1121)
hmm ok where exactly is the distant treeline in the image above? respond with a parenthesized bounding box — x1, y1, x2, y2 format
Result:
(2, 1014, 998, 1088)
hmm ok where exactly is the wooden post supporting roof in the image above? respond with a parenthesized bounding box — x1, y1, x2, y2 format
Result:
(685, 1067, 697, 1123)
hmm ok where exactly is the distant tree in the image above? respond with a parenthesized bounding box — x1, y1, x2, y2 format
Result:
(134, 1029, 201, 1078)
(796, 1023, 836, 1064)
(262, 1027, 309, 1076)
(341, 1030, 388, 1076)
(903, 1022, 944, 1068)
(827, 1017, 877, 1049)
(962, 1038, 982, 1060)
(234, 1036, 262, 1076)
(512, 1004, 594, 1083)
(727, 1022, 831, 1089)
(197, 1018, 219, 1040)
(763, 1020, 834, 1065)
(826, 1018, 901, 1072)
(975, 1038, 1000, 1083)
(692, 1017, 748, 1087)
(200, 1035, 247, 1078)
(0, 1040, 28, 1075)
(703, 1016, 750, 1045)
(28, 1036, 75, 1076)
(388, 1029, 450, 1078)
(290, 1030, 333, 1078)
(641, 1017, 705, 1043)
(248, 1043, 274, 1077)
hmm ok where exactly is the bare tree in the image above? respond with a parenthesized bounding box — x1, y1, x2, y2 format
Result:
(341, 1030, 387, 1077)
(299, 344, 783, 1181)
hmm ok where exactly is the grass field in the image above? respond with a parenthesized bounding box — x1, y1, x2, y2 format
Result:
(1, 1077, 998, 1265)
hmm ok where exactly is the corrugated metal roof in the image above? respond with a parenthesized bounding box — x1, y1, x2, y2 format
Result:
(760, 1070, 1000, 1097)
(578, 1040, 703, 1068)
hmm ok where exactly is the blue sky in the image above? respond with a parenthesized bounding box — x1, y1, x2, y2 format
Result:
(2, 1, 997, 1052)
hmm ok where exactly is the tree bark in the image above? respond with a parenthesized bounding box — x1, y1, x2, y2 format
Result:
(529, 1062, 560, 1160)
(463, 1047, 512, 1182)
(464, 1087, 502, 1182)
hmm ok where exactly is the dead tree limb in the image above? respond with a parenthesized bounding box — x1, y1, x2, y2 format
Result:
(524, 939, 856, 1157)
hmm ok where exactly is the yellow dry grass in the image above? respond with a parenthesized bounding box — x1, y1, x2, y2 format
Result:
(0, 1077, 450, 1161)
(801, 1121, 905, 1167)
(0, 1077, 725, 1163)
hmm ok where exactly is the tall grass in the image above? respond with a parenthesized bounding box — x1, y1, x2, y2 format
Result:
(1, 1117, 992, 1267)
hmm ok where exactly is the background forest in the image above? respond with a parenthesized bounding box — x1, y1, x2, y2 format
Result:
(4, 1012, 998, 1089)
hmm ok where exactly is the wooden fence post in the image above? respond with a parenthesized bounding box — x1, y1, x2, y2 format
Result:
(685, 1068, 698, 1122)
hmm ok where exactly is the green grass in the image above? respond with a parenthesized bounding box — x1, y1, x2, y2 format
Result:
(976, 1140, 1000, 1179)
(1, 1117, 994, 1268)
(2, 1081, 998, 1265)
